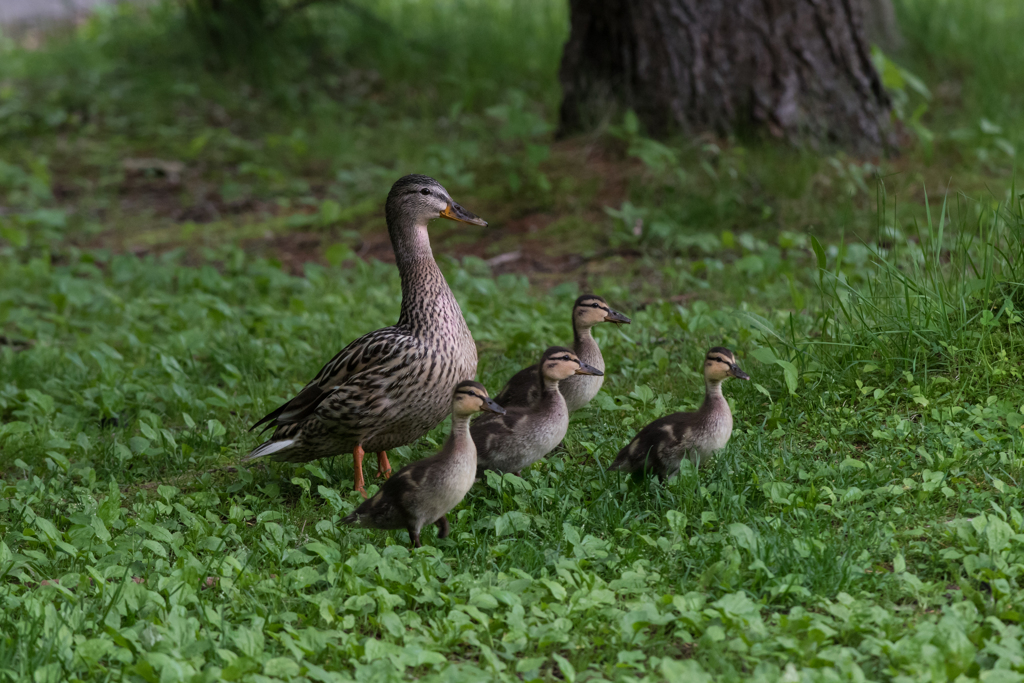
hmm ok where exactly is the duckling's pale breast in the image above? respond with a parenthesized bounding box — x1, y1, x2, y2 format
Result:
(689, 403, 733, 466)
(560, 335, 604, 413)
(523, 401, 570, 458)
(476, 395, 569, 473)
(410, 446, 477, 527)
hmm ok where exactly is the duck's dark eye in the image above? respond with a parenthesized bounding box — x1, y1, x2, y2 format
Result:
(420, 188, 430, 195)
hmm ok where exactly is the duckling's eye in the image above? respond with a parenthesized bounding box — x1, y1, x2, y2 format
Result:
(420, 188, 430, 196)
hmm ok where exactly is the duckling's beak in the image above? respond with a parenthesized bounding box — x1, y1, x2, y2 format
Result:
(604, 308, 632, 324)
(482, 398, 506, 415)
(575, 360, 604, 376)
(441, 201, 488, 226)
(730, 365, 750, 381)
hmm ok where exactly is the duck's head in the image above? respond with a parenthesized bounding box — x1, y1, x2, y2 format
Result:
(540, 346, 604, 383)
(573, 294, 632, 329)
(452, 380, 505, 416)
(386, 174, 487, 231)
(703, 347, 750, 383)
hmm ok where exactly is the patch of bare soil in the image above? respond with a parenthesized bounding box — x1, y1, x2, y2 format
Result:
(244, 231, 328, 274)
(61, 139, 644, 286)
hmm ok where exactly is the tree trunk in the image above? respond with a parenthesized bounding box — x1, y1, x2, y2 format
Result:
(861, 0, 902, 53)
(558, 0, 896, 155)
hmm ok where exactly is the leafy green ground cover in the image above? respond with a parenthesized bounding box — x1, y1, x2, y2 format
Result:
(2, 0, 1024, 681)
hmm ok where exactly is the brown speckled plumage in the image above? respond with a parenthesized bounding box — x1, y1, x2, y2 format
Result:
(609, 347, 749, 482)
(494, 295, 630, 412)
(244, 175, 486, 490)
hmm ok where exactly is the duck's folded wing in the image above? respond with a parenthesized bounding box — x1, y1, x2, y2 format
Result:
(493, 364, 541, 408)
(611, 414, 695, 471)
(251, 326, 420, 431)
(470, 410, 525, 456)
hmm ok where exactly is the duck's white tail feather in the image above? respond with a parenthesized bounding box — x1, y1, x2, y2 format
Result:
(244, 439, 296, 461)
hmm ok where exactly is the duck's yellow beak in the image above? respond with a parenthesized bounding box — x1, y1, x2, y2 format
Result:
(441, 202, 488, 226)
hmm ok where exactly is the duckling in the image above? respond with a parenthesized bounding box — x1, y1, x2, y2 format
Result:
(343, 381, 504, 548)
(473, 347, 602, 478)
(609, 347, 749, 482)
(495, 295, 631, 412)
(244, 175, 487, 494)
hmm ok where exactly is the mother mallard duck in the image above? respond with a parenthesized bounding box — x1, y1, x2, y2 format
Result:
(244, 174, 486, 494)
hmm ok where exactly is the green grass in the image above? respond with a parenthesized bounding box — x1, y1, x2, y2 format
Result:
(1, 193, 1023, 681)
(3, 0, 1024, 680)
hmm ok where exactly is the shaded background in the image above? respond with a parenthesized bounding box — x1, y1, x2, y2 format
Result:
(0, 0, 1019, 292)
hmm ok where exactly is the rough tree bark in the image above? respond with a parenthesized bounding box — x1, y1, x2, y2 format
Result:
(861, 0, 902, 53)
(559, 0, 897, 154)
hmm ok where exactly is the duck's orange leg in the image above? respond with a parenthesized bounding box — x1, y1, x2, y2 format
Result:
(353, 445, 367, 497)
(376, 451, 392, 479)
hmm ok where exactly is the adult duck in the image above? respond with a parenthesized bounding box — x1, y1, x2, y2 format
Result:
(245, 175, 486, 494)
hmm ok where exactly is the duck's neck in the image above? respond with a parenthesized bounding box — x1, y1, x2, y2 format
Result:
(700, 379, 727, 413)
(392, 218, 433, 259)
(572, 325, 599, 365)
(445, 413, 476, 461)
(391, 222, 458, 333)
(538, 369, 566, 403)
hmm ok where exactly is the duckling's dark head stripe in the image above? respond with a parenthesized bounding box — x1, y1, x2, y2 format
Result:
(455, 380, 487, 395)
(575, 294, 607, 306)
(574, 295, 608, 311)
(542, 346, 575, 361)
(455, 391, 489, 404)
(706, 347, 734, 363)
(456, 391, 487, 401)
